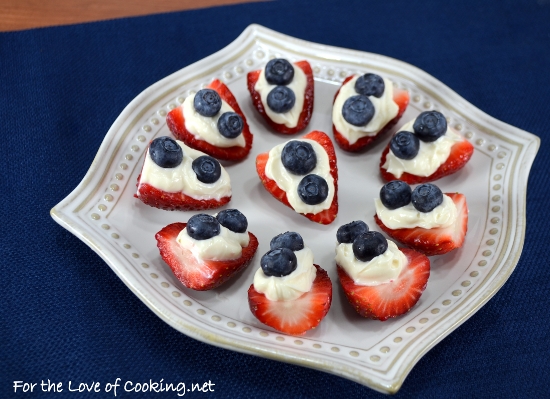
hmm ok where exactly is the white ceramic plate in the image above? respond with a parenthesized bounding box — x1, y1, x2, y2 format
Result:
(51, 25, 539, 394)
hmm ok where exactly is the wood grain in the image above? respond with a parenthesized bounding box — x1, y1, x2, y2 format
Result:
(1, 0, 258, 32)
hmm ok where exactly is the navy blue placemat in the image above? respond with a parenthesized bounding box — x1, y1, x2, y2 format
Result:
(2, 0, 549, 397)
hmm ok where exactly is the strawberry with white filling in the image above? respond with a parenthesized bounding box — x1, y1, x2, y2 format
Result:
(166, 79, 253, 161)
(156, 210, 258, 291)
(135, 136, 231, 211)
(380, 111, 474, 183)
(247, 58, 314, 134)
(248, 232, 332, 335)
(332, 73, 409, 152)
(335, 223, 430, 320)
(374, 181, 468, 256)
(256, 131, 338, 224)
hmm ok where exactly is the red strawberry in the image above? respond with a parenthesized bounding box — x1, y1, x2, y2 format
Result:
(247, 60, 314, 135)
(379, 134, 474, 184)
(374, 193, 468, 256)
(248, 265, 332, 335)
(255, 130, 338, 224)
(156, 222, 259, 291)
(332, 76, 409, 152)
(337, 247, 430, 321)
(135, 177, 230, 211)
(166, 79, 253, 161)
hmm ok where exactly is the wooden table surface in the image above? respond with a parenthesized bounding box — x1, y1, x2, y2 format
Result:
(1, 0, 255, 32)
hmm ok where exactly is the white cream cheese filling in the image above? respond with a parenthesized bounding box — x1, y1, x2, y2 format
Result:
(332, 75, 399, 144)
(253, 247, 317, 301)
(335, 240, 407, 286)
(139, 140, 231, 200)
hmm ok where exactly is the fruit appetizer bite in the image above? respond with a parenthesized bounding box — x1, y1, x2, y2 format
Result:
(247, 58, 314, 134)
(335, 221, 430, 320)
(248, 232, 332, 335)
(380, 110, 474, 183)
(332, 73, 409, 152)
(135, 136, 231, 211)
(166, 79, 253, 161)
(374, 181, 468, 256)
(256, 131, 338, 224)
(155, 210, 259, 291)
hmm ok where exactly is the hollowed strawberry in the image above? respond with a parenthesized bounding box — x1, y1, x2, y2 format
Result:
(374, 192, 468, 256)
(247, 60, 314, 135)
(332, 76, 409, 152)
(248, 264, 332, 335)
(379, 135, 474, 184)
(337, 247, 430, 321)
(255, 130, 338, 225)
(166, 79, 253, 161)
(155, 222, 258, 291)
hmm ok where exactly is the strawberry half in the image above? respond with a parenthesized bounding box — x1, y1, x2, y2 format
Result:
(379, 135, 474, 184)
(337, 248, 430, 321)
(156, 222, 259, 291)
(135, 177, 230, 211)
(255, 130, 338, 224)
(374, 192, 468, 256)
(166, 79, 253, 161)
(248, 265, 332, 335)
(247, 60, 314, 135)
(332, 76, 409, 152)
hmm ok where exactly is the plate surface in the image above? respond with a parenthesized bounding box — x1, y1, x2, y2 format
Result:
(51, 25, 539, 393)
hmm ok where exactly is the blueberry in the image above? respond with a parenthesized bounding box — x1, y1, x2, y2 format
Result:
(380, 180, 412, 210)
(261, 248, 298, 277)
(390, 131, 420, 160)
(336, 221, 369, 244)
(217, 112, 243, 139)
(413, 111, 447, 142)
(355, 73, 385, 98)
(149, 136, 183, 168)
(267, 86, 295, 113)
(297, 174, 329, 205)
(270, 231, 304, 252)
(265, 58, 294, 85)
(411, 183, 443, 212)
(281, 141, 317, 175)
(216, 209, 247, 233)
(193, 89, 222, 117)
(352, 231, 388, 262)
(186, 214, 220, 240)
(192, 156, 221, 184)
(342, 95, 375, 126)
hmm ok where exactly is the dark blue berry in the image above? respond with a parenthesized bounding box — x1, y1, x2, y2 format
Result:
(380, 180, 412, 210)
(413, 111, 447, 142)
(216, 209, 247, 233)
(186, 214, 220, 240)
(149, 136, 183, 168)
(267, 86, 295, 113)
(265, 58, 294, 85)
(342, 95, 374, 126)
(261, 248, 297, 277)
(270, 232, 304, 252)
(281, 141, 317, 175)
(411, 184, 443, 212)
(352, 231, 388, 262)
(355, 73, 385, 98)
(194, 89, 222, 117)
(217, 112, 243, 139)
(390, 131, 420, 160)
(192, 156, 221, 184)
(297, 174, 329, 205)
(337, 221, 369, 244)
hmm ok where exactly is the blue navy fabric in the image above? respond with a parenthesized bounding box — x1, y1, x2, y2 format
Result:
(2, 0, 550, 397)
